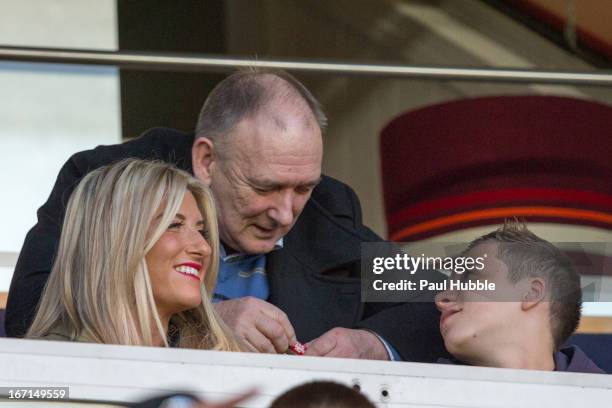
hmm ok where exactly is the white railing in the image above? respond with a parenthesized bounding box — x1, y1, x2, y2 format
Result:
(0, 338, 610, 407)
(1, 46, 612, 86)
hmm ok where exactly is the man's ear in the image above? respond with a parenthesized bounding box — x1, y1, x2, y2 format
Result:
(521, 278, 546, 311)
(192, 137, 215, 186)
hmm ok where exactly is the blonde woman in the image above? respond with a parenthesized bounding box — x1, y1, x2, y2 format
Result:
(27, 158, 242, 351)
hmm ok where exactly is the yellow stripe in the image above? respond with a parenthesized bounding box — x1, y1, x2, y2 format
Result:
(577, 316, 612, 334)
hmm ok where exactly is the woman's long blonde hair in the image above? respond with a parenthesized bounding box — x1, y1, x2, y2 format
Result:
(27, 158, 242, 351)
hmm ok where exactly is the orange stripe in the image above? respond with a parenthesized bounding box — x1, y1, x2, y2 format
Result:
(390, 207, 612, 241)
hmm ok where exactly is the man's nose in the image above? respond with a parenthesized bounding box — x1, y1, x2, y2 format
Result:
(435, 288, 457, 312)
(268, 191, 294, 227)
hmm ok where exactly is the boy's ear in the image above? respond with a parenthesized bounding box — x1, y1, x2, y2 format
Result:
(521, 278, 546, 311)
(192, 137, 215, 186)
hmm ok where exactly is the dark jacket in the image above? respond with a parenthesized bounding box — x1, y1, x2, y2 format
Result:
(554, 345, 606, 374)
(437, 345, 605, 374)
(5, 127, 446, 362)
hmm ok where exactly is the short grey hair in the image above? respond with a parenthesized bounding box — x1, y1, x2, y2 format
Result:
(194, 68, 327, 145)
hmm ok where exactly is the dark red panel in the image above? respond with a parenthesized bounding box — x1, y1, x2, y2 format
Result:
(380, 96, 612, 239)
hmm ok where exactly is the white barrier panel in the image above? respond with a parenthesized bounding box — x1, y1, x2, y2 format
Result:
(0, 338, 610, 407)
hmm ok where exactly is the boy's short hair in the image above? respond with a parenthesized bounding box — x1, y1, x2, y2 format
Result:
(467, 220, 582, 350)
(270, 381, 375, 408)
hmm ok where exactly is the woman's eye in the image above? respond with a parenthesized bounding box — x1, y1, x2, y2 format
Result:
(199, 229, 210, 239)
(168, 222, 183, 230)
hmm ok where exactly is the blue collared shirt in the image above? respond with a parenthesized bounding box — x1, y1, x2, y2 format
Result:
(212, 239, 400, 361)
(212, 239, 283, 302)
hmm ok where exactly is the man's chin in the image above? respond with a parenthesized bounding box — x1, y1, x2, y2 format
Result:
(238, 237, 279, 255)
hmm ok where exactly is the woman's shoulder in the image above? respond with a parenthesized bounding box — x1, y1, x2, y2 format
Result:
(39, 332, 72, 341)
(34, 325, 90, 343)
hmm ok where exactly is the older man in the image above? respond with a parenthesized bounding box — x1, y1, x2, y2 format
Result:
(6, 69, 444, 361)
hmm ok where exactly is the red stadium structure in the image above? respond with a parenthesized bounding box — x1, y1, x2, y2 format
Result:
(380, 95, 612, 242)
(380, 96, 612, 372)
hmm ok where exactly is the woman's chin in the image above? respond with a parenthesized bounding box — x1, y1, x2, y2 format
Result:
(174, 300, 203, 315)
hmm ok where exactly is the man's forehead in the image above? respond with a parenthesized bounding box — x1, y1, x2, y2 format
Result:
(238, 112, 320, 142)
(248, 173, 322, 187)
(241, 154, 322, 188)
(225, 112, 321, 157)
(466, 241, 510, 278)
(466, 240, 498, 257)
(220, 140, 320, 188)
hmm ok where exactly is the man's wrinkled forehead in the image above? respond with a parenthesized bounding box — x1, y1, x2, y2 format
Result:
(226, 110, 321, 155)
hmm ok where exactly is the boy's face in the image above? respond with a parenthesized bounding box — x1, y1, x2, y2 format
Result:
(435, 241, 529, 365)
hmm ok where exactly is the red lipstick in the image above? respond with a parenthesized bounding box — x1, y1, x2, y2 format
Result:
(175, 261, 202, 271)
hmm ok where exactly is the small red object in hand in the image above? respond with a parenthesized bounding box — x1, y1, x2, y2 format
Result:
(289, 342, 308, 355)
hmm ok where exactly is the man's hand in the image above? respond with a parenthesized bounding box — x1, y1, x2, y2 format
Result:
(304, 328, 390, 360)
(214, 297, 297, 353)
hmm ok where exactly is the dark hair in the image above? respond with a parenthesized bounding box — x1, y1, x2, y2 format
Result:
(270, 381, 375, 408)
(467, 220, 582, 350)
(195, 68, 327, 148)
